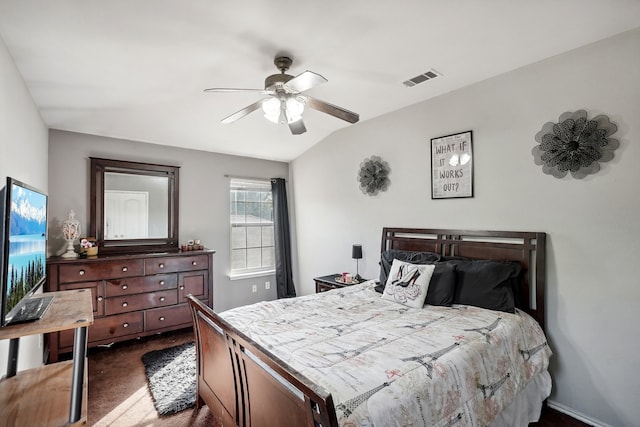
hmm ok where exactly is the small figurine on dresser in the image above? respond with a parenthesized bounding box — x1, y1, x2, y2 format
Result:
(182, 239, 204, 251)
(79, 238, 98, 257)
(61, 210, 80, 258)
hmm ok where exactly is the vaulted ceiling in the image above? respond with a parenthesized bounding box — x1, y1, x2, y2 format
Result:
(1, 1, 638, 161)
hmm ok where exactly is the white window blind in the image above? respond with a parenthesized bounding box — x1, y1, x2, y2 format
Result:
(229, 178, 275, 277)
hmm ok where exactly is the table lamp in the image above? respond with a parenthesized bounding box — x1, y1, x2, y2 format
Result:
(352, 244, 363, 282)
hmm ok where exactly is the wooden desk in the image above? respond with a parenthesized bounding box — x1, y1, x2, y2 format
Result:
(0, 290, 94, 426)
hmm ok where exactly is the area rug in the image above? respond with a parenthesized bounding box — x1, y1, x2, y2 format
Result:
(141, 341, 196, 415)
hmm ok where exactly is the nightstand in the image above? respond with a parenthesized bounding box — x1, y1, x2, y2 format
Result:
(314, 274, 367, 293)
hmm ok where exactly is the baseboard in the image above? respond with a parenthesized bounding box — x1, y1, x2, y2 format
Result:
(547, 400, 612, 427)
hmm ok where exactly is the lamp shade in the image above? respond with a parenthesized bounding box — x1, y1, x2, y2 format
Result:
(262, 97, 282, 123)
(352, 244, 363, 259)
(285, 97, 305, 122)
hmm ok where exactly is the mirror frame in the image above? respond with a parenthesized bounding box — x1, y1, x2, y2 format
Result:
(90, 157, 180, 254)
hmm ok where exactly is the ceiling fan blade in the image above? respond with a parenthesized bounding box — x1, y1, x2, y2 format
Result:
(203, 87, 276, 95)
(204, 87, 259, 92)
(221, 99, 266, 124)
(283, 71, 327, 93)
(303, 96, 360, 124)
(288, 118, 307, 135)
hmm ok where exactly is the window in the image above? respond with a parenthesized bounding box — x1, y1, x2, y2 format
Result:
(230, 178, 275, 277)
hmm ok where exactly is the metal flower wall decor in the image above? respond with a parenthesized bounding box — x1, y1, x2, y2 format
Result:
(532, 110, 619, 179)
(358, 156, 390, 196)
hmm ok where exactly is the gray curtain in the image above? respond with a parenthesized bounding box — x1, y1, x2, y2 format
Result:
(271, 178, 296, 298)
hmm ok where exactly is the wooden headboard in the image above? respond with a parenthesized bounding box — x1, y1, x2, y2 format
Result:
(381, 228, 547, 331)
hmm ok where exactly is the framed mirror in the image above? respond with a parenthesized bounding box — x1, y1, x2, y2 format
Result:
(90, 158, 179, 254)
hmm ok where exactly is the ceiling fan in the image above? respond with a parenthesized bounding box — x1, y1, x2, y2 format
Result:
(204, 56, 359, 135)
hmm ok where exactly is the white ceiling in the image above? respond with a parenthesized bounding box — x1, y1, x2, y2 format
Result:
(1, 1, 639, 162)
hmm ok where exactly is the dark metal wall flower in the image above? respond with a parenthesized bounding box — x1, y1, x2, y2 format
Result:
(532, 110, 619, 179)
(358, 156, 390, 196)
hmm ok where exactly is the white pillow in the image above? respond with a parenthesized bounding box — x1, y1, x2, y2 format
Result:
(382, 259, 435, 308)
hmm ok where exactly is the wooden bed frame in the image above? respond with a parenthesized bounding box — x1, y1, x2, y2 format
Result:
(187, 227, 546, 427)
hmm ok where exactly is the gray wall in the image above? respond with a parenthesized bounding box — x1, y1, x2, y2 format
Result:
(48, 130, 289, 311)
(0, 35, 49, 374)
(291, 28, 640, 427)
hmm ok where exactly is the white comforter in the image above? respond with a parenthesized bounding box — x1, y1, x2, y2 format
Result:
(220, 281, 552, 427)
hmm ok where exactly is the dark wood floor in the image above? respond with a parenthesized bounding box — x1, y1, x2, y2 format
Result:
(533, 405, 593, 426)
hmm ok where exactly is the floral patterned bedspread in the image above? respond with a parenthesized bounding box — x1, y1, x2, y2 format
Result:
(220, 281, 552, 427)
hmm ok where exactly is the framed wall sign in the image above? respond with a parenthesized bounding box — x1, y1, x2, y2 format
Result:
(431, 130, 473, 199)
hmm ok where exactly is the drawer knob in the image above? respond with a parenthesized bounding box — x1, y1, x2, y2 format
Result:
(192, 261, 197, 266)
(122, 266, 128, 272)
(123, 322, 129, 328)
(79, 270, 85, 276)
(122, 302, 128, 307)
(159, 280, 165, 285)
(122, 284, 128, 290)
(159, 297, 165, 302)
(159, 316, 165, 322)
(97, 296, 103, 302)
(159, 263, 165, 269)
(179, 285, 185, 290)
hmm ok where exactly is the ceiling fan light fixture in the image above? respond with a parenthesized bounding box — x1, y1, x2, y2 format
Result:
(263, 96, 305, 125)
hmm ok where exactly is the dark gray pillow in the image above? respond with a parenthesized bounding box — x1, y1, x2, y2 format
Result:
(443, 259, 521, 313)
(424, 262, 457, 306)
(379, 250, 441, 285)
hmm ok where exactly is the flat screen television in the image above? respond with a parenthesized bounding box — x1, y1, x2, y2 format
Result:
(0, 177, 52, 327)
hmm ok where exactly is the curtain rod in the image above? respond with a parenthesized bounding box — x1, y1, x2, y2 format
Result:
(224, 174, 287, 181)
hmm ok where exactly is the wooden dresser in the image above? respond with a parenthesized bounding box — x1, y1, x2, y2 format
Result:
(46, 249, 214, 362)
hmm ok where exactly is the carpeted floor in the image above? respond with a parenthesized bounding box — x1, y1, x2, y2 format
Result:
(87, 329, 218, 427)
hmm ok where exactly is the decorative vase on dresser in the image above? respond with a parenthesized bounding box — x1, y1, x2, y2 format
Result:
(46, 249, 214, 362)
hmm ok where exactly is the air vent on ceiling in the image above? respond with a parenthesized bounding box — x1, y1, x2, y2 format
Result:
(402, 69, 441, 87)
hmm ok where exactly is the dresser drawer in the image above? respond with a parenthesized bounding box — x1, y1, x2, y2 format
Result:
(105, 289, 177, 315)
(58, 259, 144, 283)
(59, 281, 105, 317)
(104, 274, 178, 297)
(145, 254, 209, 275)
(145, 304, 193, 331)
(178, 270, 208, 301)
(59, 311, 144, 347)
(316, 282, 340, 293)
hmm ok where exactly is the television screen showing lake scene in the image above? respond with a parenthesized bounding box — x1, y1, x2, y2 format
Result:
(5, 181, 47, 315)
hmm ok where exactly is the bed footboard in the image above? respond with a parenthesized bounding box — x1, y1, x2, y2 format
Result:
(187, 295, 338, 427)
